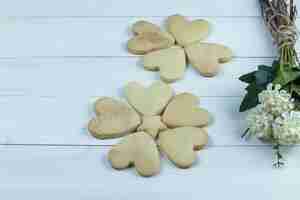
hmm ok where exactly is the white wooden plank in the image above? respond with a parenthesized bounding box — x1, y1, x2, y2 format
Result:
(0, 17, 278, 57)
(0, 57, 264, 146)
(0, 96, 253, 146)
(2, 0, 300, 17)
(0, 57, 271, 97)
(0, 0, 262, 17)
(0, 146, 299, 200)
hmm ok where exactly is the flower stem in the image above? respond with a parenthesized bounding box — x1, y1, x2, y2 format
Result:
(273, 144, 284, 168)
(241, 128, 250, 139)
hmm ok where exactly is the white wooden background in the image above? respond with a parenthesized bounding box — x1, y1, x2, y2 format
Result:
(1, 0, 300, 199)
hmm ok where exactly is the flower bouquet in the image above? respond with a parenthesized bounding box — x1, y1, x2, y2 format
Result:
(239, 0, 300, 167)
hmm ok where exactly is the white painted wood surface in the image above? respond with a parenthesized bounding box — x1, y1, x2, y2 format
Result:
(0, 0, 300, 199)
(0, 57, 268, 96)
(0, 0, 299, 17)
(0, 145, 300, 199)
(0, 0, 276, 17)
(0, 18, 277, 57)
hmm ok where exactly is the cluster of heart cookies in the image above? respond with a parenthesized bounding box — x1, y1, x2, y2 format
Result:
(88, 81, 210, 177)
(127, 14, 233, 82)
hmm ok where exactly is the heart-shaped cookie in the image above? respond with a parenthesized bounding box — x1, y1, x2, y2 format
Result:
(137, 115, 168, 138)
(88, 97, 141, 139)
(108, 131, 160, 177)
(166, 14, 209, 47)
(127, 20, 175, 55)
(185, 42, 233, 77)
(158, 127, 208, 168)
(162, 93, 210, 128)
(143, 46, 186, 83)
(124, 81, 173, 116)
(132, 20, 161, 35)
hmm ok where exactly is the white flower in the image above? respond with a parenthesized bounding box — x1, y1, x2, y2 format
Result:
(273, 111, 300, 145)
(245, 83, 299, 143)
(258, 84, 294, 116)
(246, 104, 274, 139)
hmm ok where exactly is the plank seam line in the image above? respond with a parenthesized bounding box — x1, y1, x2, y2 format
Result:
(0, 95, 243, 98)
(4, 16, 300, 19)
(0, 144, 297, 148)
(0, 16, 264, 19)
(0, 56, 277, 60)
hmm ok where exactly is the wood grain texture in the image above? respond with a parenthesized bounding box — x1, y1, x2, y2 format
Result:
(0, 57, 271, 145)
(1, 0, 300, 197)
(0, 96, 251, 146)
(1, 0, 300, 17)
(0, 17, 279, 57)
(0, 57, 271, 96)
(0, 145, 299, 199)
(0, 0, 267, 17)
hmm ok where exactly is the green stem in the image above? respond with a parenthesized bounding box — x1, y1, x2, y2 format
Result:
(241, 128, 250, 139)
(273, 144, 284, 168)
(279, 45, 299, 68)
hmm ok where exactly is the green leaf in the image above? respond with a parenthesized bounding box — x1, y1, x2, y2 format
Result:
(292, 93, 300, 110)
(258, 65, 274, 73)
(255, 70, 272, 85)
(239, 71, 256, 83)
(282, 64, 300, 81)
(274, 63, 300, 86)
(272, 60, 280, 70)
(239, 63, 276, 112)
(272, 70, 286, 85)
(291, 83, 300, 96)
(240, 82, 266, 112)
(239, 91, 260, 112)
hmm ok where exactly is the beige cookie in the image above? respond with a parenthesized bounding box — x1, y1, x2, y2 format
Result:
(137, 116, 168, 138)
(132, 20, 174, 42)
(132, 20, 161, 34)
(166, 14, 209, 47)
(143, 46, 186, 83)
(124, 81, 173, 116)
(162, 93, 210, 128)
(185, 42, 233, 77)
(88, 97, 141, 139)
(158, 127, 208, 168)
(108, 132, 160, 177)
(128, 21, 175, 55)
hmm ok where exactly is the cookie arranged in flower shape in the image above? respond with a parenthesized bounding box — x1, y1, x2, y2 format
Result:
(185, 42, 233, 77)
(162, 93, 210, 128)
(87, 81, 212, 177)
(127, 21, 175, 55)
(126, 15, 233, 81)
(137, 116, 168, 139)
(88, 97, 141, 139)
(143, 46, 186, 83)
(124, 81, 173, 116)
(108, 132, 161, 177)
(158, 127, 208, 168)
(166, 14, 210, 47)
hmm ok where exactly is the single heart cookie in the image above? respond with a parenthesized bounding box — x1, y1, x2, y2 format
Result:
(124, 81, 173, 116)
(137, 116, 168, 138)
(127, 21, 175, 55)
(158, 127, 208, 168)
(185, 42, 233, 77)
(166, 14, 209, 47)
(108, 131, 160, 177)
(162, 93, 210, 128)
(132, 20, 174, 42)
(143, 46, 186, 82)
(132, 20, 161, 34)
(88, 97, 141, 139)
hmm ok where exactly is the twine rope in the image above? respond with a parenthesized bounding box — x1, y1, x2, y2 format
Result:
(263, 1, 298, 48)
